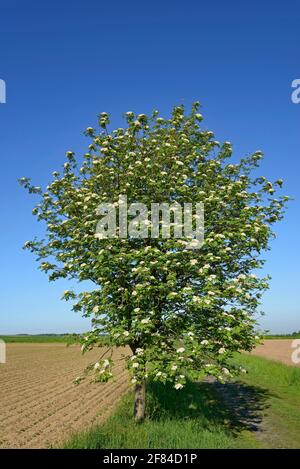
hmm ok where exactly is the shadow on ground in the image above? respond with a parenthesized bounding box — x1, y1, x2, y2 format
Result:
(146, 378, 270, 435)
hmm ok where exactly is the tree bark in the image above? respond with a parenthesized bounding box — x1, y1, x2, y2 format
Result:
(134, 381, 146, 423)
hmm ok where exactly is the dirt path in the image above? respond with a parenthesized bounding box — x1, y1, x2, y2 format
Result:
(251, 339, 300, 366)
(0, 343, 129, 448)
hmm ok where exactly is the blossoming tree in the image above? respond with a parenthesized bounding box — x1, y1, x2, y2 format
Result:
(20, 103, 288, 421)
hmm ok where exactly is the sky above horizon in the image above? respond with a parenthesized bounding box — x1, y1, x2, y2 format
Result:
(0, 0, 299, 334)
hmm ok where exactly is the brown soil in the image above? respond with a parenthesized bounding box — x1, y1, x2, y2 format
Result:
(251, 339, 300, 366)
(0, 343, 129, 448)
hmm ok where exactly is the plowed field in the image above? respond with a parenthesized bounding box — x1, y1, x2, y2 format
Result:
(251, 339, 300, 366)
(0, 343, 129, 448)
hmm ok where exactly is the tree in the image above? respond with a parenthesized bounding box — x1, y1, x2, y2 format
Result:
(20, 103, 288, 422)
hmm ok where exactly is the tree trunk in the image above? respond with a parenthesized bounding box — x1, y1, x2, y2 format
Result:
(134, 381, 146, 423)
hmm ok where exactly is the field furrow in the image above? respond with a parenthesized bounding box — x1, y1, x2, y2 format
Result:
(0, 344, 130, 448)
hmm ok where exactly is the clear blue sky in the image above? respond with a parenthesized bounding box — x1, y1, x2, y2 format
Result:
(0, 1, 299, 334)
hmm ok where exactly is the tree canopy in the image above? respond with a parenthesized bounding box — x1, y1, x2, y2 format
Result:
(20, 103, 288, 418)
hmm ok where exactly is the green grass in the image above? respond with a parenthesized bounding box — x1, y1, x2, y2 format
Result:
(64, 378, 258, 449)
(64, 354, 300, 449)
(0, 334, 78, 343)
(264, 334, 300, 339)
(233, 354, 300, 448)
